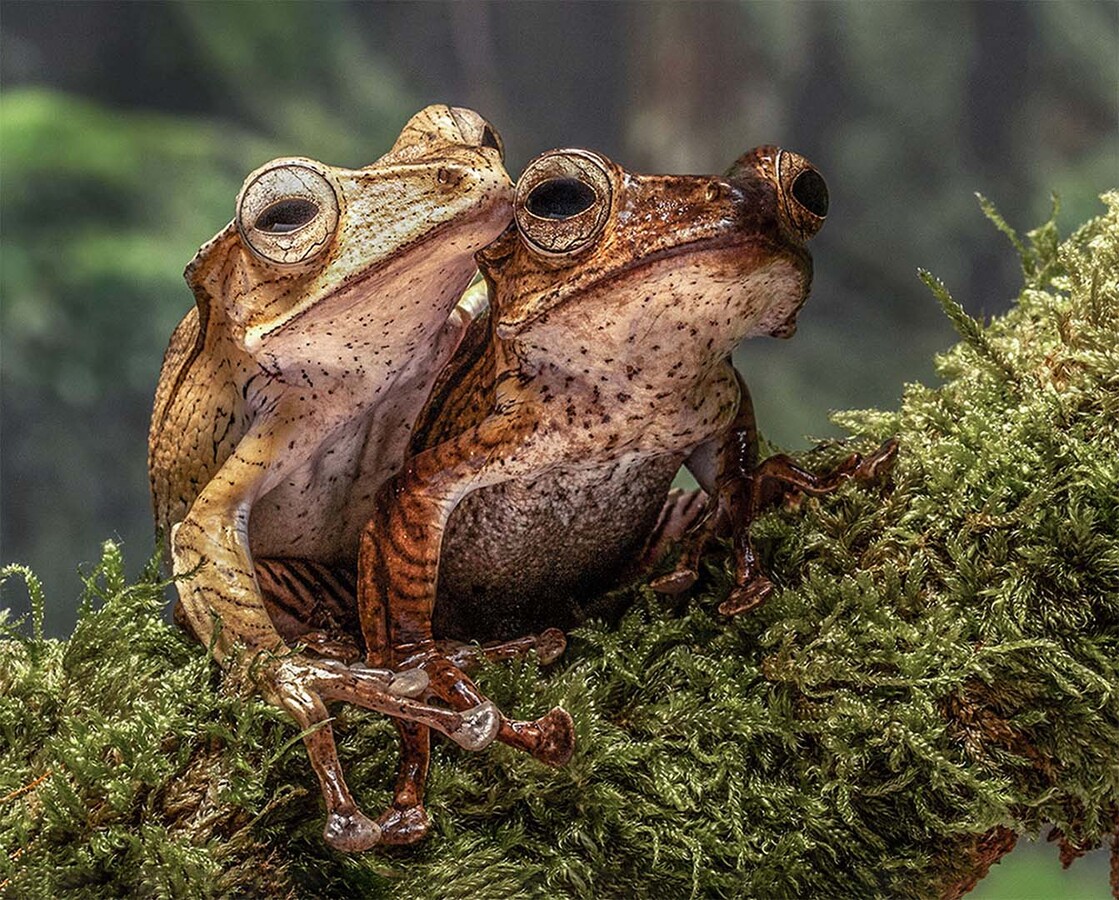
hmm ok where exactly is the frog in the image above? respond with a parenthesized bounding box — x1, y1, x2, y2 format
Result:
(356, 145, 897, 843)
(147, 105, 518, 852)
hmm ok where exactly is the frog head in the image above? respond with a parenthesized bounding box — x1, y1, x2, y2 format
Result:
(479, 145, 826, 369)
(185, 105, 512, 378)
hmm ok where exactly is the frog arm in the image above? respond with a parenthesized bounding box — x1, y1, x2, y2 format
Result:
(169, 418, 289, 661)
(425, 277, 490, 376)
(652, 366, 758, 594)
(171, 415, 503, 851)
(665, 365, 897, 615)
(357, 407, 575, 843)
(682, 364, 759, 494)
(359, 404, 541, 664)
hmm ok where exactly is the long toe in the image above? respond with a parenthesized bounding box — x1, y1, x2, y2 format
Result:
(535, 628, 568, 665)
(650, 568, 698, 594)
(718, 577, 773, 617)
(323, 807, 381, 853)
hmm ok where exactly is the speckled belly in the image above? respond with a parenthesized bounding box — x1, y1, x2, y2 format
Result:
(434, 455, 682, 641)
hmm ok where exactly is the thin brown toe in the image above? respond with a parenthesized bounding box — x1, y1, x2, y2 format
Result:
(650, 568, 698, 595)
(718, 576, 774, 617)
(857, 437, 900, 481)
(535, 628, 567, 665)
(299, 630, 362, 664)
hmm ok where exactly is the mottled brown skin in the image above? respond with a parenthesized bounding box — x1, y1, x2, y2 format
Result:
(148, 105, 513, 852)
(357, 145, 887, 843)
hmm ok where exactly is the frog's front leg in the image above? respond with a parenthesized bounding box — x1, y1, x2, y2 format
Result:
(651, 370, 897, 616)
(172, 425, 499, 851)
(713, 434, 898, 616)
(648, 369, 760, 599)
(358, 414, 576, 842)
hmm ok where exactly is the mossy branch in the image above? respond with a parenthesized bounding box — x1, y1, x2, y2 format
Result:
(2, 194, 1118, 899)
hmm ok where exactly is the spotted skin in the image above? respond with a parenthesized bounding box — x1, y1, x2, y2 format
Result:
(356, 146, 838, 842)
(148, 105, 513, 852)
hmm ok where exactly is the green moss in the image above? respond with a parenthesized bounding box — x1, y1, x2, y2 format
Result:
(2, 195, 1118, 898)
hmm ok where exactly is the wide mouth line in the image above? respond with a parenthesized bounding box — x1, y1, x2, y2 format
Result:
(501, 229, 802, 327)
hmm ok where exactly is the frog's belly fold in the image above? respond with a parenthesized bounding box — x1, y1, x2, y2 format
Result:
(434, 458, 679, 641)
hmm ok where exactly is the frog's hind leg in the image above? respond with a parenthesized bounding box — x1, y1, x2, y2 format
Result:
(256, 557, 362, 663)
(640, 488, 710, 591)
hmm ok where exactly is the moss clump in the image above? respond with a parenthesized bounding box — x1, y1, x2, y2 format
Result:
(2, 194, 1118, 898)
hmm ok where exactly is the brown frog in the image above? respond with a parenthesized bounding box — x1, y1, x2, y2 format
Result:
(148, 105, 515, 851)
(358, 146, 895, 843)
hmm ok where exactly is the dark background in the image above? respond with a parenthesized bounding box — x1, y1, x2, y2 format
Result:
(1, 4, 1116, 891)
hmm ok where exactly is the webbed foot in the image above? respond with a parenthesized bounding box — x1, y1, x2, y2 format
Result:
(377, 804, 431, 846)
(323, 806, 382, 853)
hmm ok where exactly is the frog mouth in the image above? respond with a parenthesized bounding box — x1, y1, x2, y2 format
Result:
(495, 231, 812, 341)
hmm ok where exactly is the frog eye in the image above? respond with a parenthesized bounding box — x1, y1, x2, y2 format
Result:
(776, 151, 827, 239)
(480, 124, 505, 160)
(514, 149, 612, 256)
(236, 160, 340, 266)
(791, 169, 828, 219)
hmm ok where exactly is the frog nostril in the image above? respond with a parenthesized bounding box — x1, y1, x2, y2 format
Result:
(791, 169, 828, 218)
(254, 198, 320, 234)
(526, 178, 597, 219)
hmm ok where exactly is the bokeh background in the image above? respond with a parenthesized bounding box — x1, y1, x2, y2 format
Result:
(1, 3, 1116, 894)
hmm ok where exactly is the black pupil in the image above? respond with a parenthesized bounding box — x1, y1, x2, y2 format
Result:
(791, 170, 828, 217)
(255, 198, 319, 233)
(481, 126, 501, 152)
(526, 178, 597, 219)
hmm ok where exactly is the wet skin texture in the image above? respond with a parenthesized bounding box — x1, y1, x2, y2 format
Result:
(357, 145, 895, 844)
(148, 105, 513, 852)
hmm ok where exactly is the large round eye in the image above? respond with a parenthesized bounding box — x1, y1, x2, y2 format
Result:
(777, 151, 827, 239)
(514, 150, 612, 256)
(236, 160, 340, 266)
(791, 169, 828, 218)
